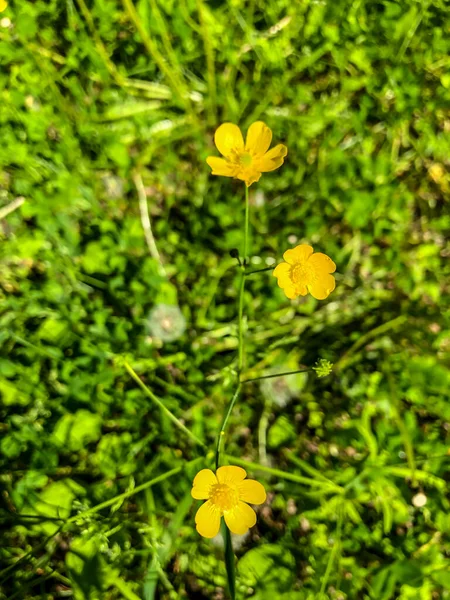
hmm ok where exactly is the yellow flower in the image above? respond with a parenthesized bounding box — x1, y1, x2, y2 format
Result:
(191, 465, 266, 538)
(0, 0, 7, 11)
(273, 244, 336, 300)
(206, 121, 287, 187)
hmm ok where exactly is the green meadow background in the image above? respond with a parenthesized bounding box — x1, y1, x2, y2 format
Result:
(1, 0, 450, 598)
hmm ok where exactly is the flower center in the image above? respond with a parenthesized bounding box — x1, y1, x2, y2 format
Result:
(291, 263, 316, 285)
(239, 152, 253, 167)
(209, 483, 239, 512)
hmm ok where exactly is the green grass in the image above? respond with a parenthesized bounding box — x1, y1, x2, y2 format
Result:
(1, 0, 450, 598)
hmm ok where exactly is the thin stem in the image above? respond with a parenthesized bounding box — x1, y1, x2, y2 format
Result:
(335, 315, 407, 372)
(223, 523, 236, 600)
(121, 0, 193, 114)
(319, 506, 343, 598)
(67, 458, 202, 525)
(215, 384, 241, 470)
(0, 197, 25, 220)
(124, 361, 205, 448)
(386, 369, 416, 486)
(75, 0, 126, 86)
(196, 0, 217, 124)
(241, 368, 310, 383)
(225, 455, 344, 492)
(244, 185, 250, 262)
(258, 403, 270, 465)
(244, 266, 273, 276)
(238, 185, 250, 373)
(133, 171, 167, 277)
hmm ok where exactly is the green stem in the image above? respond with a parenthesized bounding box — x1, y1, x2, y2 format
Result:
(319, 506, 343, 598)
(123, 361, 205, 448)
(258, 403, 270, 465)
(245, 266, 273, 276)
(238, 185, 250, 373)
(226, 455, 343, 492)
(67, 462, 201, 524)
(386, 370, 416, 486)
(222, 522, 236, 600)
(241, 368, 310, 383)
(121, 0, 193, 115)
(216, 184, 250, 600)
(215, 384, 241, 470)
(244, 184, 250, 262)
(196, 0, 217, 124)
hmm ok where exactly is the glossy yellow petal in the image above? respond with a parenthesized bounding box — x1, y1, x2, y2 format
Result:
(273, 263, 292, 289)
(238, 480, 266, 505)
(195, 500, 222, 538)
(259, 144, 288, 172)
(245, 121, 272, 155)
(308, 274, 336, 300)
(224, 501, 257, 535)
(241, 170, 262, 187)
(206, 156, 235, 178)
(273, 262, 290, 278)
(0, 0, 7, 12)
(308, 252, 336, 274)
(284, 283, 307, 299)
(283, 244, 313, 265)
(216, 465, 247, 485)
(191, 469, 218, 500)
(214, 123, 244, 158)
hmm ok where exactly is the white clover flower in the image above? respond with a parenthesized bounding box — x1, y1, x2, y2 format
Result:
(102, 174, 124, 200)
(148, 304, 186, 342)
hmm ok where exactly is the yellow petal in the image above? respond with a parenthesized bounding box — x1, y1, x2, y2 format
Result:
(285, 284, 307, 299)
(195, 500, 222, 538)
(308, 252, 336, 274)
(245, 121, 272, 155)
(216, 465, 246, 485)
(206, 156, 235, 178)
(224, 501, 257, 534)
(259, 144, 288, 172)
(273, 262, 290, 279)
(283, 244, 313, 265)
(0, 0, 7, 12)
(214, 123, 244, 158)
(240, 170, 262, 187)
(238, 480, 266, 505)
(191, 469, 218, 500)
(308, 274, 336, 300)
(273, 262, 292, 289)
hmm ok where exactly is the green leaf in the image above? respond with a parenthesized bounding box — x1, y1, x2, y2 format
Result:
(52, 410, 102, 451)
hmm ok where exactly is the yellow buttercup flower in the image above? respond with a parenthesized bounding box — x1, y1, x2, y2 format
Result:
(191, 465, 266, 538)
(273, 244, 336, 300)
(0, 0, 8, 12)
(206, 121, 287, 187)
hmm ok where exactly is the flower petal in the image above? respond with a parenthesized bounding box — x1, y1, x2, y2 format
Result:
(283, 244, 313, 265)
(308, 252, 336, 274)
(238, 480, 266, 505)
(259, 144, 288, 172)
(195, 500, 221, 538)
(224, 501, 257, 535)
(239, 170, 262, 187)
(206, 156, 235, 178)
(284, 284, 307, 299)
(308, 273, 336, 300)
(273, 262, 292, 289)
(214, 123, 244, 158)
(191, 469, 218, 500)
(216, 465, 247, 485)
(245, 121, 272, 155)
(273, 262, 290, 279)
